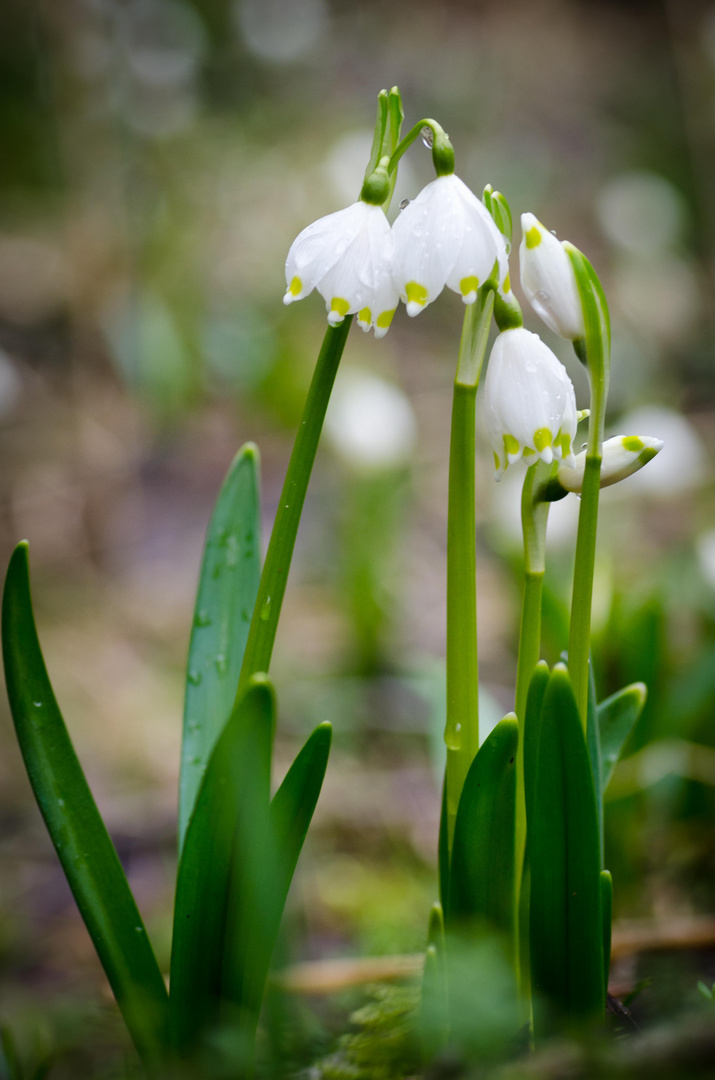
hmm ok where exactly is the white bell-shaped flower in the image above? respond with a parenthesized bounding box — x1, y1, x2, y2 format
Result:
(556, 434, 663, 493)
(519, 213, 585, 341)
(284, 200, 398, 338)
(390, 174, 507, 316)
(484, 327, 578, 479)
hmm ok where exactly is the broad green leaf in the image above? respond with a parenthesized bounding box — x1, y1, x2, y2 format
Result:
(522, 660, 550, 833)
(600, 870, 613, 990)
(2, 543, 170, 1067)
(448, 715, 518, 958)
(527, 664, 604, 1036)
(178, 443, 261, 853)
(221, 721, 333, 1049)
(598, 683, 647, 791)
(586, 660, 603, 865)
(169, 676, 274, 1057)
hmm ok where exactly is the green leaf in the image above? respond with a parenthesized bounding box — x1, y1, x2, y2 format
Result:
(178, 443, 261, 853)
(586, 660, 604, 865)
(1, 543, 170, 1067)
(527, 664, 604, 1036)
(221, 721, 333, 1048)
(169, 676, 274, 1057)
(600, 870, 612, 990)
(522, 660, 550, 833)
(598, 683, 647, 792)
(448, 715, 518, 959)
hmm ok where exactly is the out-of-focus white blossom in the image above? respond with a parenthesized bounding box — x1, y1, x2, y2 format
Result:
(324, 367, 416, 471)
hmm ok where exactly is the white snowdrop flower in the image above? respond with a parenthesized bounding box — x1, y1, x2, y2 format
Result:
(519, 213, 585, 341)
(283, 200, 398, 337)
(484, 327, 578, 479)
(390, 174, 507, 316)
(556, 435, 663, 494)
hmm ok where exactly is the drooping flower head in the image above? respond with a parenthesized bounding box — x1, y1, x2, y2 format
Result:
(484, 327, 578, 479)
(519, 213, 585, 341)
(283, 166, 398, 338)
(391, 173, 508, 316)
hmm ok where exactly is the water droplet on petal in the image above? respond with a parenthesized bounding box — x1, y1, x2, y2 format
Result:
(420, 125, 434, 148)
(399, 198, 411, 211)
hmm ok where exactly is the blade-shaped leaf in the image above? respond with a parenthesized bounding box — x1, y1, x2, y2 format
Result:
(220, 722, 333, 1052)
(448, 715, 518, 955)
(586, 660, 604, 866)
(522, 660, 550, 833)
(169, 676, 274, 1057)
(600, 870, 612, 990)
(527, 664, 604, 1036)
(598, 683, 647, 792)
(2, 543, 170, 1067)
(178, 443, 261, 853)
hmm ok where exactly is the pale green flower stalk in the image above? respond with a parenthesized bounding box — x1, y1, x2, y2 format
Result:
(519, 215, 611, 729)
(237, 88, 404, 697)
(388, 122, 512, 848)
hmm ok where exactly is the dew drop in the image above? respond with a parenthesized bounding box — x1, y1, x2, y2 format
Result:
(215, 653, 227, 675)
(187, 670, 202, 686)
(194, 610, 212, 628)
(260, 597, 271, 621)
(32, 701, 42, 708)
(455, 722, 462, 733)
(420, 125, 434, 148)
(399, 198, 411, 211)
(536, 289, 551, 304)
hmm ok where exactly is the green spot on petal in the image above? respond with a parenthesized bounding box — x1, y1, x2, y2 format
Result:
(330, 297, 350, 317)
(534, 427, 552, 452)
(405, 281, 428, 305)
(622, 435, 644, 452)
(525, 226, 542, 249)
(289, 276, 302, 296)
(504, 433, 520, 457)
(523, 446, 535, 458)
(358, 307, 372, 324)
(639, 447, 657, 465)
(460, 275, 480, 297)
(559, 432, 571, 457)
(493, 452, 500, 471)
(376, 308, 395, 328)
(502, 272, 511, 293)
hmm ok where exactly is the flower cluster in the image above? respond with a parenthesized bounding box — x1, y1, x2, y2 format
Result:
(284, 173, 507, 337)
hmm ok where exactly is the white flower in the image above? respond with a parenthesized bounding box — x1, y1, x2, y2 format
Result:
(324, 367, 417, 472)
(283, 200, 398, 337)
(556, 435, 664, 493)
(390, 174, 507, 316)
(519, 213, 585, 340)
(484, 327, 578, 479)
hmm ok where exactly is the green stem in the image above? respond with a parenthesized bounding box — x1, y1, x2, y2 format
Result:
(237, 318, 352, 699)
(445, 292, 494, 851)
(564, 243, 610, 729)
(514, 462, 550, 1005)
(568, 325, 609, 728)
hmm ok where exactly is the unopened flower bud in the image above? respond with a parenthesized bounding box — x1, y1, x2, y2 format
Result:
(542, 434, 664, 500)
(519, 213, 585, 341)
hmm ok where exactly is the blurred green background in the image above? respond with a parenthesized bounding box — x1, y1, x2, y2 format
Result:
(2, 0, 715, 1072)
